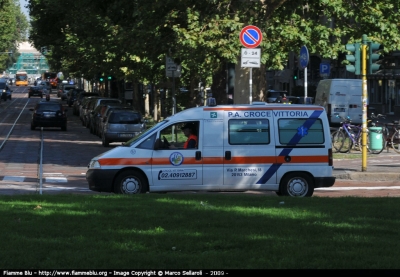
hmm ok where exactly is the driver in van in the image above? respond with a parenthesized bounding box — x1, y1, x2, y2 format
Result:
(169, 122, 198, 149)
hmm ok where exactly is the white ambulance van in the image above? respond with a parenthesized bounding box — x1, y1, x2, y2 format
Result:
(315, 79, 363, 125)
(86, 99, 335, 197)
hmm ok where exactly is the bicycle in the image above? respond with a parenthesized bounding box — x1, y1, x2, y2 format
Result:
(331, 115, 385, 154)
(331, 116, 363, 153)
(384, 120, 400, 154)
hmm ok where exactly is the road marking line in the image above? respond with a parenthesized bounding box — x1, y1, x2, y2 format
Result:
(0, 184, 91, 192)
(316, 186, 400, 191)
(3, 176, 25, 182)
(43, 173, 63, 175)
(45, 177, 67, 183)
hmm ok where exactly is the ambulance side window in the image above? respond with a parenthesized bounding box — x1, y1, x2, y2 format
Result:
(228, 119, 270, 145)
(160, 121, 199, 149)
(278, 118, 324, 144)
(137, 133, 156, 149)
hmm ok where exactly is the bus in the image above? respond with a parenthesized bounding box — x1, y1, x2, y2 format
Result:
(15, 71, 29, 86)
(42, 72, 58, 88)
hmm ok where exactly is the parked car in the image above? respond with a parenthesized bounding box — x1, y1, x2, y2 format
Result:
(80, 96, 102, 126)
(28, 86, 43, 98)
(73, 91, 99, 115)
(96, 105, 133, 138)
(29, 100, 68, 131)
(84, 98, 122, 128)
(67, 88, 85, 107)
(0, 80, 12, 101)
(101, 110, 146, 147)
(88, 104, 109, 134)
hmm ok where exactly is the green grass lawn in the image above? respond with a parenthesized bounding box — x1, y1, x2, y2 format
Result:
(1, 193, 399, 269)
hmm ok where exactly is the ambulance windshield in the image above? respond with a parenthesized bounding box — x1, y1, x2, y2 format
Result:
(122, 120, 168, 146)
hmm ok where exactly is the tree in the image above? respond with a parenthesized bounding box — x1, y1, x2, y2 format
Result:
(0, 0, 29, 71)
(28, 0, 400, 107)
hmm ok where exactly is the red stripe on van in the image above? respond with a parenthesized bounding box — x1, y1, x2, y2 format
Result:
(223, 156, 277, 164)
(152, 157, 202, 165)
(99, 155, 329, 166)
(99, 158, 150, 166)
(276, 155, 329, 163)
(203, 157, 224, 164)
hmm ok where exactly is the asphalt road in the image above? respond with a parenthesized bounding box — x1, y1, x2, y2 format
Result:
(0, 86, 399, 197)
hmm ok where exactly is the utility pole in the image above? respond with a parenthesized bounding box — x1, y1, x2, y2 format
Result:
(361, 34, 368, 171)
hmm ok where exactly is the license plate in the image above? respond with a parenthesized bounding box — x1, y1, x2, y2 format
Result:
(43, 112, 55, 118)
(118, 133, 133, 138)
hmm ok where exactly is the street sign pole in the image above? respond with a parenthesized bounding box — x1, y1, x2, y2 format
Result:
(166, 56, 180, 113)
(172, 70, 176, 115)
(300, 45, 309, 102)
(361, 34, 368, 172)
(250, 66, 253, 104)
(304, 67, 308, 99)
(239, 26, 262, 104)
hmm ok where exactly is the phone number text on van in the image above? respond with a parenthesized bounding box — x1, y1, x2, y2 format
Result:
(158, 170, 197, 180)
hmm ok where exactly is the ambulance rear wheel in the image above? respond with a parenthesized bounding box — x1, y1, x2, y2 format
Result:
(114, 170, 148, 194)
(280, 173, 314, 197)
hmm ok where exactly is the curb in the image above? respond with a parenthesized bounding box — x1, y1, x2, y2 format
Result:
(334, 171, 400, 181)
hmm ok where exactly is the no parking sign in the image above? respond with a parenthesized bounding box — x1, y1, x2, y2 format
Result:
(239, 25, 262, 48)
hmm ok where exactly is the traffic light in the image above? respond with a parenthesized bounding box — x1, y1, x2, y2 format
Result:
(345, 43, 361, 75)
(99, 76, 104, 82)
(368, 42, 384, 74)
(293, 69, 298, 80)
(299, 70, 304, 79)
(107, 76, 112, 80)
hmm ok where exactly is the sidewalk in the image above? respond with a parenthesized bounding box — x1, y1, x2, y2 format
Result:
(333, 150, 400, 181)
(331, 112, 400, 181)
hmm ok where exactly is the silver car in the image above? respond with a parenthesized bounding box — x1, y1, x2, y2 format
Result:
(101, 110, 145, 147)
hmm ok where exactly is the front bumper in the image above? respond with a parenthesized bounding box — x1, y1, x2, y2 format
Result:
(86, 169, 119, 192)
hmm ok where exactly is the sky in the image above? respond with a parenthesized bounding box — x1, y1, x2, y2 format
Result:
(19, 0, 29, 19)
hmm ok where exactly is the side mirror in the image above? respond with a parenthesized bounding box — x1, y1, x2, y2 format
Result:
(154, 138, 163, 150)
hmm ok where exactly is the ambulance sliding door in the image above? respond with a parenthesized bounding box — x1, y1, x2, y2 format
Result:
(202, 116, 224, 186)
(223, 112, 277, 189)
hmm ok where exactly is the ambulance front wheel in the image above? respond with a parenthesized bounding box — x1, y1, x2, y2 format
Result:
(114, 170, 148, 194)
(279, 172, 314, 197)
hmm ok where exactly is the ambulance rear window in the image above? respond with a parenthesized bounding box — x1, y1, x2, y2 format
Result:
(228, 119, 270, 145)
(278, 118, 324, 144)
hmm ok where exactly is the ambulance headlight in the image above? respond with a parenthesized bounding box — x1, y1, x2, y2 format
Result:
(88, 160, 101, 169)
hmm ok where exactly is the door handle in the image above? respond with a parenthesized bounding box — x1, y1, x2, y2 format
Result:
(225, 151, 231, 160)
(195, 151, 202, 160)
